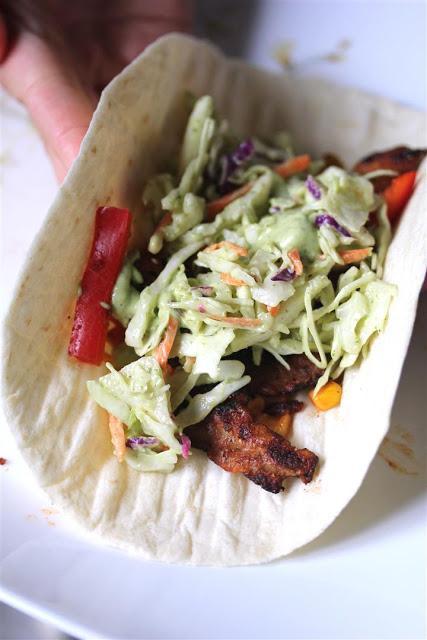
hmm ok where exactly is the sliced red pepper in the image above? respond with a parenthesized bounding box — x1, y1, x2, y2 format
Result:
(382, 171, 417, 223)
(68, 206, 132, 365)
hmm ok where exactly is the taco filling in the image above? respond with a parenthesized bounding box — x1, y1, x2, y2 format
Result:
(68, 95, 425, 492)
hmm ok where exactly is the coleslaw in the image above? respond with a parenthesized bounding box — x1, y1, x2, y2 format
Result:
(86, 95, 397, 472)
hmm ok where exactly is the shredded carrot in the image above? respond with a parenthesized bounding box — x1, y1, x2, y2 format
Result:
(220, 272, 247, 287)
(206, 182, 253, 220)
(164, 363, 175, 377)
(339, 248, 372, 264)
(154, 211, 172, 233)
(288, 248, 303, 275)
(205, 241, 248, 256)
(267, 304, 280, 317)
(155, 316, 178, 372)
(207, 313, 262, 328)
(108, 414, 126, 463)
(274, 154, 311, 178)
(260, 412, 293, 437)
(309, 381, 342, 411)
(104, 342, 113, 356)
(185, 356, 196, 370)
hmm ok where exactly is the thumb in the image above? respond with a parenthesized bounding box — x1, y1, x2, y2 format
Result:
(0, 27, 95, 182)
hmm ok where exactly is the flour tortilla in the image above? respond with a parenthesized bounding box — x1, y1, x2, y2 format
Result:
(2, 34, 426, 566)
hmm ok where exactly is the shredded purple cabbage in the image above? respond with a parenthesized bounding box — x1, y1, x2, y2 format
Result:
(219, 139, 255, 192)
(305, 175, 322, 200)
(198, 304, 207, 313)
(231, 139, 255, 166)
(271, 267, 295, 282)
(315, 214, 351, 237)
(126, 436, 160, 449)
(180, 434, 191, 459)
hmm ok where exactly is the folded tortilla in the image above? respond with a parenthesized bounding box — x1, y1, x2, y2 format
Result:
(2, 34, 426, 566)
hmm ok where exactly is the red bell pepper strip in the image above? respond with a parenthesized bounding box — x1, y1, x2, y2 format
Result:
(382, 171, 417, 223)
(68, 206, 132, 365)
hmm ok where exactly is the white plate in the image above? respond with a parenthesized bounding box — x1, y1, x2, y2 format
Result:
(1, 1, 426, 633)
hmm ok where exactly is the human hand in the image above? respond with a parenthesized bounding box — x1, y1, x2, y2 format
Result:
(0, 1, 192, 182)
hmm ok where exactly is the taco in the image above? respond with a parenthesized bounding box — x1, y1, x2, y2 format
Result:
(3, 34, 426, 566)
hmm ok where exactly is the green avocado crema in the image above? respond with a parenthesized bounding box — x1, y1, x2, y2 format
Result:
(255, 211, 320, 261)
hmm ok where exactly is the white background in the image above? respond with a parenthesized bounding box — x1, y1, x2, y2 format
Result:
(1, 1, 426, 639)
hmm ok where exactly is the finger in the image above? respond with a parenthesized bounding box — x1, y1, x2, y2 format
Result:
(0, 30, 96, 182)
(110, 0, 194, 64)
(69, 0, 194, 90)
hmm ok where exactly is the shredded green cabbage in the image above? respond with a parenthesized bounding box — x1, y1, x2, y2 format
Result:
(179, 95, 214, 173)
(175, 376, 251, 429)
(111, 251, 141, 326)
(176, 328, 235, 378)
(87, 357, 182, 472)
(125, 241, 204, 351)
(318, 167, 376, 232)
(142, 173, 175, 223)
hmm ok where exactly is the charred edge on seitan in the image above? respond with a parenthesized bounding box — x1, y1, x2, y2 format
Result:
(247, 353, 322, 397)
(353, 146, 426, 193)
(187, 390, 318, 494)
